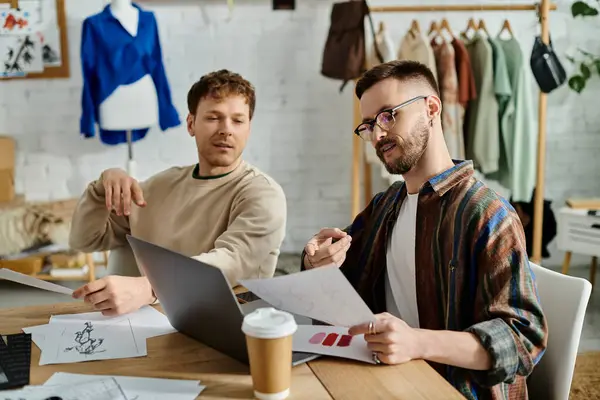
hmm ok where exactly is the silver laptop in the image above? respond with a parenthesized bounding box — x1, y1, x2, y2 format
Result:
(125, 235, 319, 366)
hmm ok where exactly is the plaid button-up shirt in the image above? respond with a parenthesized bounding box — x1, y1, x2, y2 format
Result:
(304, 160, 547, 399)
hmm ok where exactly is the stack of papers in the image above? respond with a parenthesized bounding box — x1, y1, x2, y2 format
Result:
(1, 376, 128, 400)
(1, 372, 206, 399)
(44, 372, 206, 399)
(23, 306, 177, 365)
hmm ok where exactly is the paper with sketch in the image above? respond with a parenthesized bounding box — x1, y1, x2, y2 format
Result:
(0, 377, 128, 400)
(38, 320, 147, 366)
(44, 372, 206, 400)
(0, 8, 36, 35)
(239, 266, 374, 327)
(0, 268, 73, 295)
(24, 307, 176, 352)
(22, 323, 48, 349)
(293, 325, 376, 364)
(50, 305, 177, 339)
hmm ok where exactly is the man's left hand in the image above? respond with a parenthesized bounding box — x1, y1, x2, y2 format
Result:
(73, 276, 154, 316)
(348, 312, 423, 365)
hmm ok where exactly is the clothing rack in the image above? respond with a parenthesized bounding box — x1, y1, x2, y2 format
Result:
(351, 1, 556, 265)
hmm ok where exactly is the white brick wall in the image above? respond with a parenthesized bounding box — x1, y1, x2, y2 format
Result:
(1, 0, 599, 267)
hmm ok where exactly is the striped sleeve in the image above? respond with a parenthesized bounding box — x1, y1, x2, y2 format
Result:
(464, 196, 548, 387)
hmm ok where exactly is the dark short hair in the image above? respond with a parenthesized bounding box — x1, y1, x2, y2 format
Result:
(355, 60, 440, 99)
(187, 69, 256, 119)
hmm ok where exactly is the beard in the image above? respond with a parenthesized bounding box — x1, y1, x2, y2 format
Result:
(375, 116, 430, 175)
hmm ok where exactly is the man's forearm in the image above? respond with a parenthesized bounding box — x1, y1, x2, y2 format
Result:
(417, 329, 492, 371)
(69, 179, 130, 252)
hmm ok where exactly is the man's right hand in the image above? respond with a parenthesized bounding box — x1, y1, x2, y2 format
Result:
(303, 228, 352, 269)
(100, 168, 146, 216)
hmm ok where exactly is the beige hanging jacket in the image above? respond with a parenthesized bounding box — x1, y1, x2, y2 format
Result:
(367, 27, 396, 69)
(397, 30, 439, 83)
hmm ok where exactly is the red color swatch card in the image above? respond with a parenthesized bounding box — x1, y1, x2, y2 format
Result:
(292, 325, 376, 364)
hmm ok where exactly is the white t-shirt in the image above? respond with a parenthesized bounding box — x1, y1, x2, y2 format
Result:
(385, 192, 420, 328)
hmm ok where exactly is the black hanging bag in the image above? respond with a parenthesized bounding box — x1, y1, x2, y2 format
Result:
(530, 35, 567, 94)
(320, 0, 383, 92)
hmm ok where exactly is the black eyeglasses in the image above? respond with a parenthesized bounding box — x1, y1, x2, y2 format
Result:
(354, 96, 427, 141)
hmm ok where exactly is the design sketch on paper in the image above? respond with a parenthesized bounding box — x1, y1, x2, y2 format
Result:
(64, 322, 106, 356)
(3, 35, 34, 73)
(39, 28, 61, 66)
(1, 34, 43, 75)
(1, 10, 31, 33)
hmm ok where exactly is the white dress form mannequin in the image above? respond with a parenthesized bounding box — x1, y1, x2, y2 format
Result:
(98, 0, 159, 178)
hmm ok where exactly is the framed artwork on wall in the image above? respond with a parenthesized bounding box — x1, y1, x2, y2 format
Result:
(0, 0, 69, 80)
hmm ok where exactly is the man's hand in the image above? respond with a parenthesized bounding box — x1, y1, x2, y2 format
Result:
(100, 168, 146, 216)
(348, 313, 423, 365)
(72, 276, 155, 316)
(303, 228, 352, 269)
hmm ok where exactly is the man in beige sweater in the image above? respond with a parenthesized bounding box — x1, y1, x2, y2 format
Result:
(69, 70, 287, 316)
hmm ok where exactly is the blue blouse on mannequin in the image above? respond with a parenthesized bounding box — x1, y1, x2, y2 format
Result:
(79, 3, 180, 145)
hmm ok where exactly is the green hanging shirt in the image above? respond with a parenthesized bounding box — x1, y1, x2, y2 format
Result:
(464, 34, 500, 175)
(498, 38, 537, 203)
(486, 38, 513, 186)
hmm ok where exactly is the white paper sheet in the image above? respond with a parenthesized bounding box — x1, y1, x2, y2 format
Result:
(22, 323, 49, 349)
(0, 369, 7, 384)
(17, 1, 42, 24)
(44, 372, 206, 400)
(50, 305, 177, 339)
(293, 325, 375, 364)
(0, 8, 36, 35)
(24, 307, 176, 353)
(239, 266, 375, 327)
(1, 377, 128, 400)
(38, 320, 147, 366)
(0, 33, 44, 77)
(0, 268, 73, 295)
(39, 25, 61, 66)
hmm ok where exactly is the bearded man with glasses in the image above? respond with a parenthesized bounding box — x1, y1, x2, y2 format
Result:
(300, 60, 547, 400)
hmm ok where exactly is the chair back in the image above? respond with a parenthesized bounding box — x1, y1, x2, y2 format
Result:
(527, 262, 592, 400)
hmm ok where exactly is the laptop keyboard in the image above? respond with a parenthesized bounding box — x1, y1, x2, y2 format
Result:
(0, 333, 31, 390)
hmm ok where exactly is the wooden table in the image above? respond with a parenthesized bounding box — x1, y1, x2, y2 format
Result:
(0, 303, 463, 399)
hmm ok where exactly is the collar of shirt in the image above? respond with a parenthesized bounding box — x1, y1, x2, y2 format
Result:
(98, 3, 150, 31)
(425, 159, 475, 196)
(389, 159, 473, 212)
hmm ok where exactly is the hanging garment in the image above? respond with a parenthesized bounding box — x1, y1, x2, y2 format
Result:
(80, 4, 180, 145)
(364, 25, 401, 185)
(397, 31, 438, 82)
(451, 38, 477, 109)
(367, 26, 396, 68)
(464, 34, 500, 175)
(485, 38, 513, 185)
(499, 38, 537, 203)
(451, 38, 477, 162)
(431, 39, 464, 159)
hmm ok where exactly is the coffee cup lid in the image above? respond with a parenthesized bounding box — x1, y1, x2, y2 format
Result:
(241, 307, 298, 339)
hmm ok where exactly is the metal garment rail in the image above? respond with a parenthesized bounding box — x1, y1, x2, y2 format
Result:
(350, 1, 556, 264)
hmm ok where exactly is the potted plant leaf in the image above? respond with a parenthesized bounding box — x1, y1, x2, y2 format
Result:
(567, 1, 600, 93)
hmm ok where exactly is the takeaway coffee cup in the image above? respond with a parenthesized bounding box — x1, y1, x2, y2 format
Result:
(241, 307, 298, 400)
